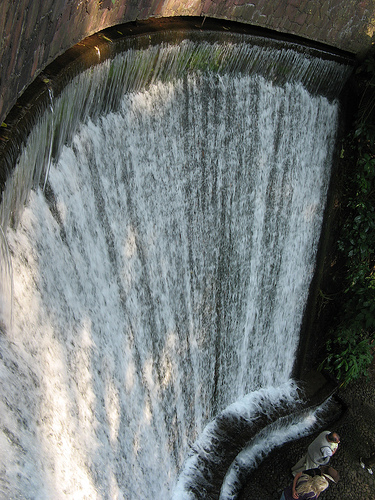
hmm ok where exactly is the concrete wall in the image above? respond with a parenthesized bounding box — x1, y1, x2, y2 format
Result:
(1, 1, 374, 125)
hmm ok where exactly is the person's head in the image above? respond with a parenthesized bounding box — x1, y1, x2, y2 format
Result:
(296, 474, 329, 496)
(327, 432, 340, 444)
(320, 465, 340, 484)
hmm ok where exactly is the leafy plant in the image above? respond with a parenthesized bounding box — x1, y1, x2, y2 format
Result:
(319, 47, 375, 385)
(320, 327, 374, 386)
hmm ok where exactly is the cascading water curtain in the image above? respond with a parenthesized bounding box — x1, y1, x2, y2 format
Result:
(0, 36, 348, 499)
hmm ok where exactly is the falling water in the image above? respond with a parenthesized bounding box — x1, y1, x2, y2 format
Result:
(0, 33, 350, 499)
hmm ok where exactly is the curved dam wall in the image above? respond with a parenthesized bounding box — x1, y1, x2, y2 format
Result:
(1, 0, 374, 126)
(0, 7, 358, 498)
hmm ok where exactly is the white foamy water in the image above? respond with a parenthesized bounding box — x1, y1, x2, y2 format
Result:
(0, 38, 342, 499)
(218, 402, 324, 500)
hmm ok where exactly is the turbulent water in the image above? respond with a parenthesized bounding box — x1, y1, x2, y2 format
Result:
(0, 35, 347, 499)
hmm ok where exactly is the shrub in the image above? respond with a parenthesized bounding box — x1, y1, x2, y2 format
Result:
(320, 47, 375, 386)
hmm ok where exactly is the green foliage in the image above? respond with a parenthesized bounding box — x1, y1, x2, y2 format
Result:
(320, 328, 373, 386)
(338, 151, 375, 287)
(355, 53, 375, 140)
(320, 48, 375, 386)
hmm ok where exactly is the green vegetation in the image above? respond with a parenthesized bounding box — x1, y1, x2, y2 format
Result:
(320, 48, 375, 386)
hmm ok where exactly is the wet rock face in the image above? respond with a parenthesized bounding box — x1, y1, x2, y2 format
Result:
(0, 1, 373, 124)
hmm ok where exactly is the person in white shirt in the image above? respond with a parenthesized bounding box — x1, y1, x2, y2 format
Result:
(291, 431, 340, 476)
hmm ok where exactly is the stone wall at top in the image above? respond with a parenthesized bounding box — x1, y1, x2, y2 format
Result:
(1, 0, 374, 125)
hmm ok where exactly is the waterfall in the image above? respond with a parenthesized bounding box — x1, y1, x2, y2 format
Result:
(0, 33, 350, 499)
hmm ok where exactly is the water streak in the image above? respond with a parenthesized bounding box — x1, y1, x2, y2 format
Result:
(0, 37, 345, 499)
